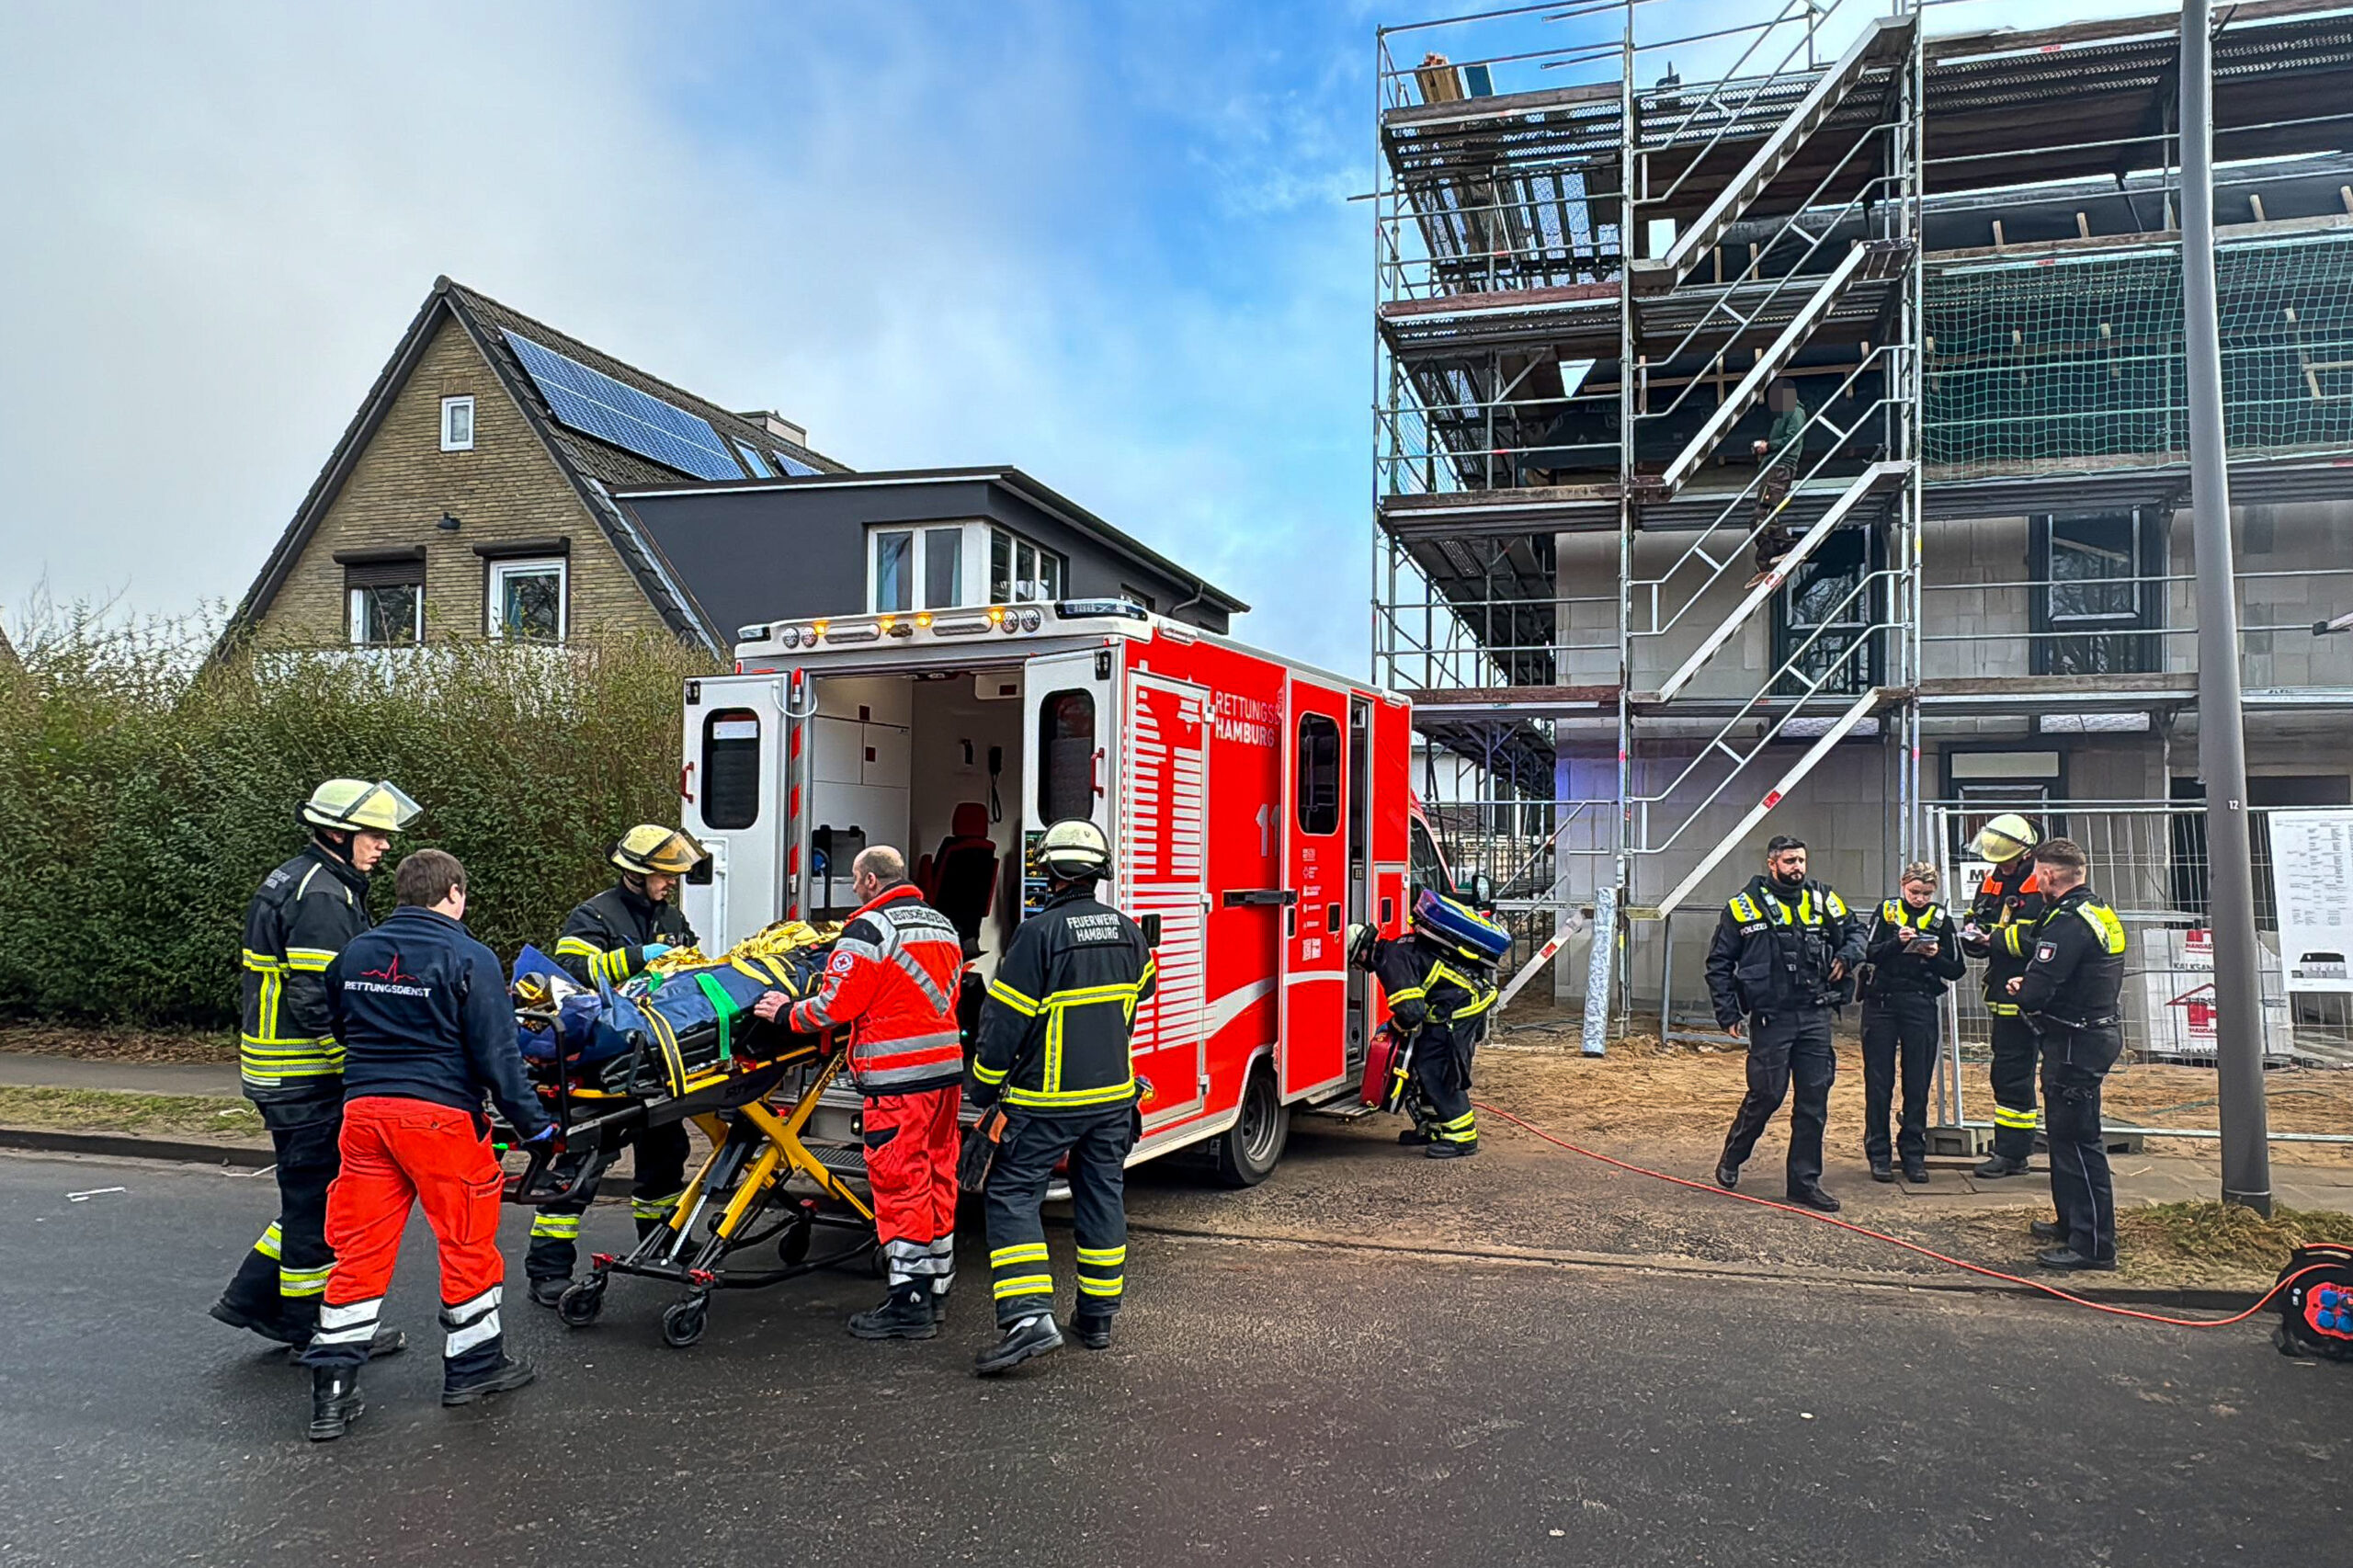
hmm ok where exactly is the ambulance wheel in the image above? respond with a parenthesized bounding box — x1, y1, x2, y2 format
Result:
(661, 1297, 708, 1348)
(1213, 1060, 1288, 1188)
(556, 1278, 606, 1328)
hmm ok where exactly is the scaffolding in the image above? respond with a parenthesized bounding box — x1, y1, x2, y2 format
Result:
(1372, 0, 2353, 1029)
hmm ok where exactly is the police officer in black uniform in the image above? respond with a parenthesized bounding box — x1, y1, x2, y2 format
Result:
(1346, 892, 1502, 1158)
(1959, 812, 2047, 1177)
(2007, 838, 2128, 1271)
(1859, 861, 1966, 1185)
(527, 824, 702, 1306)
(968, 819, 1155, 1376)
(1708, 835, 1864, 1211)
(212, 778, 419, 1355)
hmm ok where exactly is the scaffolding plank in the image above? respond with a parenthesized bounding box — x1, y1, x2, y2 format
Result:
(1654, 460, 1911, 704)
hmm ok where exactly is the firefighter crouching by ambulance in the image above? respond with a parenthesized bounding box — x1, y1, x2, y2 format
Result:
(2006, 838, 2129, 1272)
(213, 779, 420, 1357)
(526, 825, 702, 1308)
(752, 845, 967, 1339)
(966, 820, 1155, 1377)
(1959, 813, 2048, 1179)
(1347, 890, 1508, 1158)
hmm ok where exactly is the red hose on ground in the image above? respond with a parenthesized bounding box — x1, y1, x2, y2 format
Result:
(1475, 1101, 2320, 1329)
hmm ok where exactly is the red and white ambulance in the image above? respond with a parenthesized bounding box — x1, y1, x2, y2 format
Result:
(677, 597, 1436, 1184)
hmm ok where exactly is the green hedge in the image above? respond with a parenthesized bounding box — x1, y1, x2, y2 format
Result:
(0, 616, 716, 1027)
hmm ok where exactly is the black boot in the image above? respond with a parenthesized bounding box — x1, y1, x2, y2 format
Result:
(1424, 1140, 1477, 1160)
(211, 1300, 304, 1346)
(974, 1313, 1063, 1377)
(1787, 1185, 1841, 1213)
(309, 1366, 363, 1442)
(1870, 1162, 1895, 1184)
(442, 1356, 536, 1407)
(848, 1285, 938, 1341)
(1715, 1157, 1741, 1190)
(2035, 1246, 2117, 1273)
(1073, 1312, 1114, 1351)
(1973, 1153, 2030, 1178)
(1397, 1127, 1434, 1146)
(1903, 1160, 1929, 1185)
(528, 1277, 570, 1310)
(2029, 1218, 2065, 1242)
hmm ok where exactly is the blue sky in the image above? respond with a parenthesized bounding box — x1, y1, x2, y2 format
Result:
(0, 0, 2162, 671)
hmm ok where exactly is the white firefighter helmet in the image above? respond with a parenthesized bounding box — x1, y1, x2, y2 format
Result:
(1038, 818, 1111, 881)
(610, 824, 701, 877)
(1970, 812, 2040, 863)
(300, 778, 421, 835)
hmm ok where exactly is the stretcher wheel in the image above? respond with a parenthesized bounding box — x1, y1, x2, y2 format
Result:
(557, 1278, 606, 1329)
(779, 1217, 813, 1266)
(661, 1297, 708, 1348)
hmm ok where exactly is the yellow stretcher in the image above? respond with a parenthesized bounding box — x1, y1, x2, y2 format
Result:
(506, 1028, 875, 1348)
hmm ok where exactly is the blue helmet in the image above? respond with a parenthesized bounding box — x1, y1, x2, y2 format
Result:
(1412, 887, 1510, 966)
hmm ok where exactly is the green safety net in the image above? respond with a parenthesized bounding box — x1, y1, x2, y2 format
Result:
(1925, 229, 2353, 479)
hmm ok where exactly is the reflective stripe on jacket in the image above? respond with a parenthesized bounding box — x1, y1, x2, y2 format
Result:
(1969, 860, 2046, 1014)
(972, 883, 1155, 1114)
(1370, 934, 1497, 1038)
(240, 845, 371, 1101)
(552, 881, 697, 988)
(789, 885, 965, 1095)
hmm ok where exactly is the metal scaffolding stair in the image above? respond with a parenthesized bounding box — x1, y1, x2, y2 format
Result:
(1628, 13, 1917, 295)
(1653, 459, 1911, 703)
(1655, 238, 1908, 494)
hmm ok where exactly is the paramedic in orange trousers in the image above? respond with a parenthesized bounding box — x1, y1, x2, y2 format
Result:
(753, 846, 966, 1338)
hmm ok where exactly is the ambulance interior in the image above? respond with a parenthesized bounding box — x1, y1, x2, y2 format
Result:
(804, 665, 1082, 985)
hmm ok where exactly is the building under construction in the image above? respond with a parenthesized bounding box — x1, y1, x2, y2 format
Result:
(1373, 0, 2353, 1047)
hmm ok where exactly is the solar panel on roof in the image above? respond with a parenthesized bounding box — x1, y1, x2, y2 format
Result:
(772, 450, 819, 477)
(501, 330, 744, 482)
(733, 441, 773, 478)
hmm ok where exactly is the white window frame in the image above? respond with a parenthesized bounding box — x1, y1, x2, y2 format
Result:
(486, 556, 567, 642)
(870, 522, 992, 612)
(988, 526, 1068, 605)
(440, 395, 475, 451)
(870, 528, 917, 613)
(347, 582, 425, 647)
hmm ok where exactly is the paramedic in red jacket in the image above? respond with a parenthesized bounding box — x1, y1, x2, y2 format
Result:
(754, 845, 964, 1339)
(300, 849, 553, 1442)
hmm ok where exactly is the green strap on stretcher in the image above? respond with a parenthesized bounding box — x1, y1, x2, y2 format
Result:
(692, 972, 741, 1063)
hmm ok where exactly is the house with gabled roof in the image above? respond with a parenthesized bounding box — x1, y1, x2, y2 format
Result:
(222, 276, 1245, 656)
(222, 276, 847, 658)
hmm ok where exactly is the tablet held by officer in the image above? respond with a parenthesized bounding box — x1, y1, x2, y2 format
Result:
(967, 819, 1154, 1377)
(1707, 835, 1864, 1212)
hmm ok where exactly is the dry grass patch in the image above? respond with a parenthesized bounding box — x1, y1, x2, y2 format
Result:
(0, 1085, 262, 1139)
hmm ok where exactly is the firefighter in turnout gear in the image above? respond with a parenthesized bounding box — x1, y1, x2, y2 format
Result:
(968, 819, 1155, 1376)
(1959, 812, 2047, 1177)
(754, 845, 966, 1339)
(301, 850, 551, 1440)
(1345, 890, 1505, 1158)
(1708, 835, 1865, 1211)
(1859, 862, 1966, 1184)
(527, 825, 701, 1307)
(212, 778, 420, 1355)
(2008, 839, 2128, 1272)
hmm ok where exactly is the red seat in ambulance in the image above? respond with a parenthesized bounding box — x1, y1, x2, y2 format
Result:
(919, 802, 998, 942)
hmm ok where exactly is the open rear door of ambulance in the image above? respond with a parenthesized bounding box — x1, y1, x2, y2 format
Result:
(680, 670, 809, 953)
(1280, 676, 1352, 1098)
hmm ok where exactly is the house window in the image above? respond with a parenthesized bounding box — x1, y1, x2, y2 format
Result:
(342, 552, 426, 646)
(487, 557, 566, 641)
(440, 396, 474, 451)
(871, 524, 981, 613)
(872, 529, 915, 613)
(1296, 713, 1341, 835)
(989, 528, 1067, 604)
(1771, 529, 1879, 697)
(1118, 584, 1156, 613)
(2032, 511, 2160, 676)
(924, 527, 963, 608)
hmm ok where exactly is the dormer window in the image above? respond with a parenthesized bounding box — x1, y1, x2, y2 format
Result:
(440, 395, 475, 451)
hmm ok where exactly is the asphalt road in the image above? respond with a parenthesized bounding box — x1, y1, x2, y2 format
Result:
(1, 1152, 2345, 1568)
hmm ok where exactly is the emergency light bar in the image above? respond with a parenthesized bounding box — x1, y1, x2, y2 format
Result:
(748, 601, 1152, 653)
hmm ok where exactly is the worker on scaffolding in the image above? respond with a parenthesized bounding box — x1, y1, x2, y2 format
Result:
(1859, 861, 1966, 1185)
(1958, 812, 2047, 1179)
(1745, 379, 1808, 589)
(2006, 838, 2127, 1271)
(1708, 835, 1863, 1212)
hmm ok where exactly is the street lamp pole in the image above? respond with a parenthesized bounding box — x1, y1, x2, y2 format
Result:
(2181, 0, 2273, 1215)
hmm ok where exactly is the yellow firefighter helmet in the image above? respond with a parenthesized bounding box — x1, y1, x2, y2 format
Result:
(1970, 812, 2040, 863)
(300, 778, 420, 835)
(610, 824, 702, 877)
